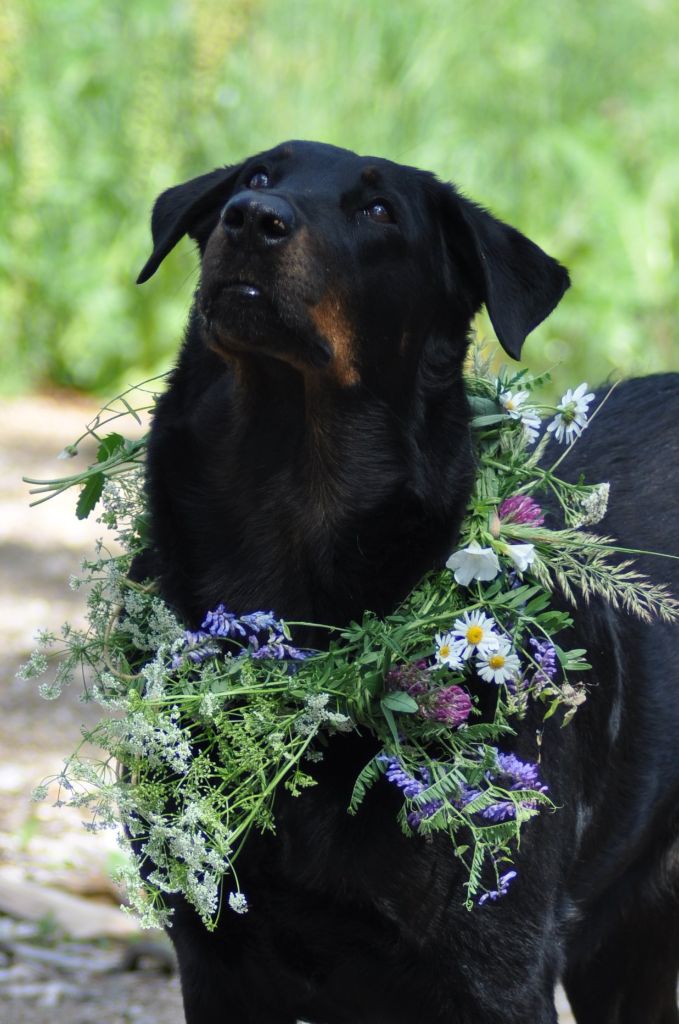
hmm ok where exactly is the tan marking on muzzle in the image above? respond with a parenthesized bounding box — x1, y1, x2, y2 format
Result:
(308, 294, 359, 386)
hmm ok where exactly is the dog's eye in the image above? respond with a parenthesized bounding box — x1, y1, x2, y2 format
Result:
(363, 200, 395, 224)
(248, 170, 270, 190)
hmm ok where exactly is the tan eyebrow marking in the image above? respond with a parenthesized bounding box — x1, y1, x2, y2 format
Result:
(361, 166, 381, 186)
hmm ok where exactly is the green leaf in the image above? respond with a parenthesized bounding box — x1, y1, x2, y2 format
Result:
(381, 691, 419, 713)
(362, 671, 384, 697)
(471, 413, 508, 428)
(75, 472, 105, 520)
(380, 703, 401, 745)
(348, 756, 384, 814)
(467, 396, 502, 417)
(96, 432, 126, 463)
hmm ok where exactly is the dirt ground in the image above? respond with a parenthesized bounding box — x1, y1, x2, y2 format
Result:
(0, 394, 575, 1024)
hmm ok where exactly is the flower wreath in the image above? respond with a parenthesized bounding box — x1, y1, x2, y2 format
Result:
(22, 349, 678, 929)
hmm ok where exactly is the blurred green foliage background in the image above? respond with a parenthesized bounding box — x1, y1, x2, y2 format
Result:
(2, 0, 678, 396)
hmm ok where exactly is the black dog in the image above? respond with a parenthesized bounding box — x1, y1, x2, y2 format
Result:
(137, 140, 679, 1024)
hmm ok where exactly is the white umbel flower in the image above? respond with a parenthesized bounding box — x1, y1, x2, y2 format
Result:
(575, 483, 610, 527)
(452, 610, 500, 660)
(446, 541, 500, 586)
(547, 383, 595, 445)
(476, 637, 521, 685)
(228, 891, 249, 914)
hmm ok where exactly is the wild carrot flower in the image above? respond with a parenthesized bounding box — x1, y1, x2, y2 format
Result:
(228, 891, 249, 914)
(574, 483, 610, 527)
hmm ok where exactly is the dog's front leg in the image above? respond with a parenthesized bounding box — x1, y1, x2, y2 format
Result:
(172, 924, 298, 1024)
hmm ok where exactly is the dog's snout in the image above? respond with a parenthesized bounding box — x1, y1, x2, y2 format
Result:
(221, 193, 295, 247)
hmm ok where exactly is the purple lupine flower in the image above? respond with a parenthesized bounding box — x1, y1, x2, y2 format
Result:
(478, 870, 518, 905)
(498, 495, 545, 527)
(424, 685, 472, 727)
(528, 637, 558, 689)
(201, 605, 248, 638)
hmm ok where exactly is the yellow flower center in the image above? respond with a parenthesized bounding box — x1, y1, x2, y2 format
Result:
(489, 654, 506, 670)
(440, 644, 451, 659)
(466, 625, 484, 644)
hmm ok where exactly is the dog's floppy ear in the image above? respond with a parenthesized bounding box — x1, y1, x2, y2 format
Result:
(441, 187, 570, 359)
(137, 165, 242, 284)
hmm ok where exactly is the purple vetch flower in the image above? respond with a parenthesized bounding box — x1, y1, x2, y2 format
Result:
(456, 752, 547, 823)
(171, 630, 221, 669)
(240, 610, 281, 633)
(458, 785, 522, 824)
(498, 495, 545, 527)
(250, 638, 308, 661)
(495, 751, 548, 793)
(201, 605, 248, 638)
(378, 756, 430, 799)
(423, 685, 472, 727)
(478, 870, 518, 905)
(379, 756, 445, 829)
(528, 637, 558, 689)
(379, 756, 426, 798)
(479, 800, 518, 822)
(407, 799, 444, 829)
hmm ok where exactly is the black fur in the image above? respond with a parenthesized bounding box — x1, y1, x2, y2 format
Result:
(137, 140, 679, 1023)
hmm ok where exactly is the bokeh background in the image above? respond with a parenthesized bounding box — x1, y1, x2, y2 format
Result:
(3, 0, 679, 397)
(1, 2, 678, 1021)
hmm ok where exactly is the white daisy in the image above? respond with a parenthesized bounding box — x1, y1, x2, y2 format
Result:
(520, 410, 541, 445)
(500, 389, 541, 445)
(476, 637, 521, 685)
(451, 610, 500, 660)
(446, 541, 500, 587)
(504, 542, 536, 573)
(434, 631, 465, 670)
(499, 389, 530, 419)
(546, 383, 595, 445)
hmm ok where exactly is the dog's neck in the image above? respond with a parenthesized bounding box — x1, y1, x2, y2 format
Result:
(148, 325, 474, 637)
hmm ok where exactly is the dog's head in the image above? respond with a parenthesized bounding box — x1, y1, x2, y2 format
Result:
(138, 140, 569, 391)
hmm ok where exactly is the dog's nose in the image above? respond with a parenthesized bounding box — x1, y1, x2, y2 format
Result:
(221, 193, 295, 247)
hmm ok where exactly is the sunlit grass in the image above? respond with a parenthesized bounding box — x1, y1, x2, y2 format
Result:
(1, 0, 678, 395)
